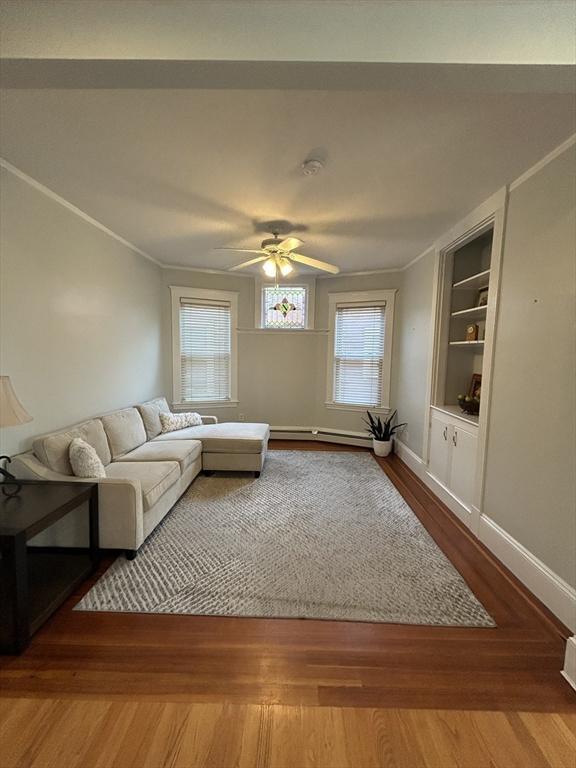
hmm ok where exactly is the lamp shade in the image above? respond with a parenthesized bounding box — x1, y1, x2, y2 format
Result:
(0, 376, 33, 427)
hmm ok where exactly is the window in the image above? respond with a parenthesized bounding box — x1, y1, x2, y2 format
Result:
(262, 285, 307, 329)
(171, 287, 238, 405)
(327, 290, 396, 410)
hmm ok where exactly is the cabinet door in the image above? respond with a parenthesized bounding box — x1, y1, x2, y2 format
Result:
(449, 426, 478, 509)
(428, 414, 451, 486)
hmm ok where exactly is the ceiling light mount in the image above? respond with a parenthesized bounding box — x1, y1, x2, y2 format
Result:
(301, 158, 324, 176)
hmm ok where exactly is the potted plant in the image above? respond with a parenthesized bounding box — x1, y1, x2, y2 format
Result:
(363, 410, 407, 457)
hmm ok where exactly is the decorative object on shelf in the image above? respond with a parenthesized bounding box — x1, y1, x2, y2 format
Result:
(0, 376, 33, 498)
(363, 410, 406, 457)
(456, 374, 482, 415)
(465, 323, 479, 341)
(469, 373, 482, 400)
(456, 394, 480, 415)
(477, 287, 489, 306)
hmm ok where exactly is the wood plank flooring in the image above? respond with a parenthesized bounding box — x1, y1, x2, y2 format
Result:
(1, 698, 575, 768)
(1, 442, 574, 766)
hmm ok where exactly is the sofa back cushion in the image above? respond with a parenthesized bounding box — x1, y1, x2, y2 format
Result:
(137, 397, 170, 440)
(101, 407, 147, 459)
(33, 418, 111, 475)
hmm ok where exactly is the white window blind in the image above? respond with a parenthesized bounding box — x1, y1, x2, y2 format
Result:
(333, 304, 386, 406)
(179, 300, 231, 402)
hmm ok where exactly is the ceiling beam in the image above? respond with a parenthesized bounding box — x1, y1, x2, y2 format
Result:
(1, 60, 574, 94)
(1, 1, 574, 66)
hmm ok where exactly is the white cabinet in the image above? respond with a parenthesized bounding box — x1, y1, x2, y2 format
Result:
(427, 408, 478, 512)
(428, 412, 451, 485)
(449, 425, 478, 508)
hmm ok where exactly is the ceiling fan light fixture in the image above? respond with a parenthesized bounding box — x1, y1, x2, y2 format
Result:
(262, 257, 277, 278)
(278, 257, 293, 277)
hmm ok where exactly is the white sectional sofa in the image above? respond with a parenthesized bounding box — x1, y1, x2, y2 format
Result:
(12, 397, 269, 558)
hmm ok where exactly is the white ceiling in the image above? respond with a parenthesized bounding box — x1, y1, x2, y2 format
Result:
(1, 86, 574, 272)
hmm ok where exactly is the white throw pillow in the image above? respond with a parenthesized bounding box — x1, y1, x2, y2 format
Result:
(69, 437, 106, 478)
(159, 411, 202, 434)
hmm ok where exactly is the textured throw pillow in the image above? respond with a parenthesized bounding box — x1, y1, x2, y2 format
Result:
(69, 437, 106, 478)
(159, 411, 202, 434)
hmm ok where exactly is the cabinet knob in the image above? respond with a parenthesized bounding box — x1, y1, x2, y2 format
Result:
(443, 426, 448, 440)
(452, 430, 458, 447)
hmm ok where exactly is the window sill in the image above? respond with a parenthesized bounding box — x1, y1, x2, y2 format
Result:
(324, 402, 391, 414)
(173, 400, 239, 410)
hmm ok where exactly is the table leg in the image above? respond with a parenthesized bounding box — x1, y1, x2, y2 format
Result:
(88, 486, 100, 569)
(0, 531, 30, 654)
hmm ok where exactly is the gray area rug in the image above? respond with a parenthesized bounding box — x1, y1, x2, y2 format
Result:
(76, 451, 495, 627)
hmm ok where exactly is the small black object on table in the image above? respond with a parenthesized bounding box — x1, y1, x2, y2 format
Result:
(0, 480, 99, 654)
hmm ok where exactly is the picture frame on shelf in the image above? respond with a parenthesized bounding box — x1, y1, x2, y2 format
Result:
(477, 287, 489, 306)
(469, 373, 482, 400)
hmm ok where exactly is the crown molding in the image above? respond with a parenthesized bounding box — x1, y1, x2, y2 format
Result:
(400, 245, 435, 272)
(161, 263, 254, 277)
(0, 157, 162, 267)
(509, 133, 576, 192)
(316, 267, 402, 278)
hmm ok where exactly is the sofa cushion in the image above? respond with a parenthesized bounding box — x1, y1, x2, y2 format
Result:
(101, 408, 147, 459)
(115, 439, 202, 472)
(105, 461, 180, 511)
(33, 418, 111, 475)
(153, 422, 270, 454)
(69, 438, 106, 478)
(137, 397, 170, 440)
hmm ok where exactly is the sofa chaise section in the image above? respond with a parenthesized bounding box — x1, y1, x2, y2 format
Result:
(153, 421, 270, 475)
(137, 398, 270, 476)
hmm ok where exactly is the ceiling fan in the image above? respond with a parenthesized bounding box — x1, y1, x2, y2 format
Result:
(216, 234, 340, 277)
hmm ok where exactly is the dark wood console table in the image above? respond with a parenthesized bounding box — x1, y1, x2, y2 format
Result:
(0, 480, 99, 654)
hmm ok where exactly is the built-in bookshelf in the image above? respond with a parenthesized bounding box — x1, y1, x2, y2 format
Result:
(426, 190, 506, 524)
(442, 229, 493, 405)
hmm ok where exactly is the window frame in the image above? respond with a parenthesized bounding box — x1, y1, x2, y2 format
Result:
(170, 286, 239, 407)
(325, 289, 397, 412)
(254, 276, 316, 330)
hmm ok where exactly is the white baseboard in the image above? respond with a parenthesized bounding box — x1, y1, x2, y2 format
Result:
(478, 515, 576, 632)
(394, 439, 576, 632)
(270, 426, 371, 448)
(562, 636, 576, 692)
(393, 438, 425, 473)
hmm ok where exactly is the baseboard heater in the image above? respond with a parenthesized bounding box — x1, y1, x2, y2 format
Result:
(270, 426, 371, 447)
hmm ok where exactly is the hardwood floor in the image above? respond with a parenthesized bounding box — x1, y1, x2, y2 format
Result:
(1, 698, 575, 768)
(1, 442, 574, 766)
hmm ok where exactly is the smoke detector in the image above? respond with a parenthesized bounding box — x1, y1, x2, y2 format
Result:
(301, 158, 324, 176)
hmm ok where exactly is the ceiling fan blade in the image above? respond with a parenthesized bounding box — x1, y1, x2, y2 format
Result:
(277, 237, 304, 252)
(290, 253, 340, 274)
(215, 248, 264, 254)
(228, 255, 268, 271)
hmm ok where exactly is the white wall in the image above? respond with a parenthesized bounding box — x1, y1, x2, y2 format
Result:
(0, 167, 165, 456)
(483, 146, 576, 587)
(394, 249, 436, 456)
(162, 268, 402, 431)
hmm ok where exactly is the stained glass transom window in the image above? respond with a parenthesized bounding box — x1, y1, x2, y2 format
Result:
(262, 285, 307, 329)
